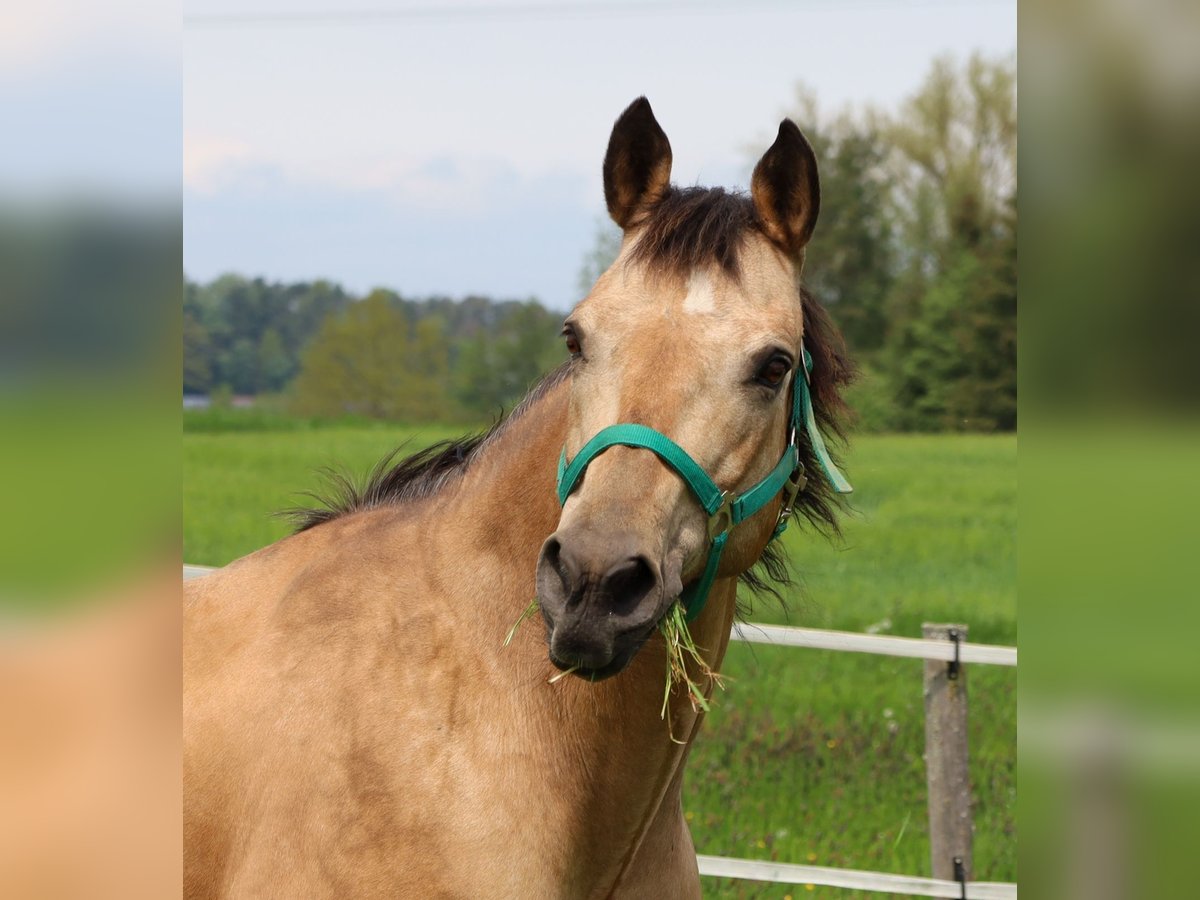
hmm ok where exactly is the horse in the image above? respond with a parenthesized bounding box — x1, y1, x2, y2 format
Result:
(183, 97, 852, 899)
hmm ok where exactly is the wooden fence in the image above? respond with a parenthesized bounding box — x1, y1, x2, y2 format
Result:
(183, 564, 1017, 897)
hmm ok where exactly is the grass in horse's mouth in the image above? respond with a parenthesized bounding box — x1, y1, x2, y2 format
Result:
(656, 602, 722, 718)
(503, 598, 722, 725)
(503, 599, 541, 648)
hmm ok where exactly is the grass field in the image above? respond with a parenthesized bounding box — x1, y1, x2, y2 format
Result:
(184, 412, 1016, 897)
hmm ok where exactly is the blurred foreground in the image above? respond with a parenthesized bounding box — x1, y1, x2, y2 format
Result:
(1, 0, 181, 895)
(1021, 0, 1200, 897)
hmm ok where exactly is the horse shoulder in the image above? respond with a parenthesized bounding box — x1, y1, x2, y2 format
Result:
(185, 514, 540, 896)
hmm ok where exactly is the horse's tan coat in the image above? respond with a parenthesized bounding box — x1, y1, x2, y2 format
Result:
(185, 99, 827, 898)
(184, 242, 805, 898)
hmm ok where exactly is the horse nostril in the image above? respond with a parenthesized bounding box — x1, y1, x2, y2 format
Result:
(603, 556, 659, 617)
(541, 536, 562, 579)
(537, 535, 588, 615)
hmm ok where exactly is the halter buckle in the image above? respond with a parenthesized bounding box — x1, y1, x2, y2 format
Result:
(775, 464, 808, 529)
(707, 491, 735, 540)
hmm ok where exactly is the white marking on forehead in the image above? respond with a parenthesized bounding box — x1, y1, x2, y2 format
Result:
(681, 269, 718, 315)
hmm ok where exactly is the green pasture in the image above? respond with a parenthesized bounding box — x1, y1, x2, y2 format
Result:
(184, 414, 1016, 897)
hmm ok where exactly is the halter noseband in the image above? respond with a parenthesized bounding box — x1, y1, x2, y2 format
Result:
(554, 344, 852, 622)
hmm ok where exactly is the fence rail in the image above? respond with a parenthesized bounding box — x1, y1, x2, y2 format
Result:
(696, 855, 1017, 899)
(183, 563, 1017, 896)
(733, 621, 1016, 666)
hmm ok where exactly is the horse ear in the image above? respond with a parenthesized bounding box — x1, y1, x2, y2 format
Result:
(751, 120, 820, 256)
(603, 97, 673, 230)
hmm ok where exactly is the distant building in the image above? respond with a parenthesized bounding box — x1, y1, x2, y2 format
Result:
(183, 394, 257, 409)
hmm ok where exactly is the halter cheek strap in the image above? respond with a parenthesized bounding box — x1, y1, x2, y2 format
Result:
(555, 343, 851, 622)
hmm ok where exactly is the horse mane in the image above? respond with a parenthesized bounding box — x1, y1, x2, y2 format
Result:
(283, 363, 572, 533)
(738, 285, 854, 609)
(287, 186, 854, 611)
(628, 186, 758, 277)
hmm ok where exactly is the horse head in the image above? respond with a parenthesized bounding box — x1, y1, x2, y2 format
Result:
(536, 97, 846, 680)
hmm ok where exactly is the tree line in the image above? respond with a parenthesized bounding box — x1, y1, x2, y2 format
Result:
(183, 276, 563, 422)
(184, 53, 1014, 432)
(801, 52, 1016, 431)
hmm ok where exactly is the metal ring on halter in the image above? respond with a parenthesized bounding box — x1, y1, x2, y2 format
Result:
(775, 465, 808, 530)
(706, 492, 735, 540)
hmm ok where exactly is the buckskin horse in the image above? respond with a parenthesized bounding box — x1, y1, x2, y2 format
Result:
(184, 97, 852, 899)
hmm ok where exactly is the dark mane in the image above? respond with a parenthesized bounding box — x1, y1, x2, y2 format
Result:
(735, 286, 855, 612)
(628, 186, 760, 278)
(283, 363, 572, 533)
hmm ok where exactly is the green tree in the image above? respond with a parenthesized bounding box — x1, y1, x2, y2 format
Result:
(292, 292, 415, 419)
(257, 328, 292, 393)
(183, 310, 212, 393)
(881, 52, 1017, 431)
(785, 89, 897, 356)
(407, 316, 454, 420)
(455, 301, 563, 417)
(886, 52, 1016, 260)
(291, 292, 459, 421)
(221, 337, 259, 395)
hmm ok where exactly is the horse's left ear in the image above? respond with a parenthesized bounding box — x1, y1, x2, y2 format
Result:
(751, 120, 820, 256)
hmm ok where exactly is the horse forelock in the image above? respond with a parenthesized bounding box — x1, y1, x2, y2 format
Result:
(626, 186, 759, 281)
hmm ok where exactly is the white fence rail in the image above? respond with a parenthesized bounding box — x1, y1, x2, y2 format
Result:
(732, 621, 1016, 666)
(183, 563, 1017, 896)
(696, 856, 1016, 899)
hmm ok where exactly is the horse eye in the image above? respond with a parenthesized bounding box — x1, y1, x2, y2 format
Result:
(756, 356, 791, 389)
(563, 327, 582, 358)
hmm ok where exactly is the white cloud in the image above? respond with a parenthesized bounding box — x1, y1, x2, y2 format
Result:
(183, 139, 591, 217)
(182, 136, 256, 193)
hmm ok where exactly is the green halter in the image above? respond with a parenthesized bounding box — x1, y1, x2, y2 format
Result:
(555, 344, 852, 622)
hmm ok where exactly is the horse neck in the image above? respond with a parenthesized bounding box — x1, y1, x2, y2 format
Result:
(433, 373, 739, 887)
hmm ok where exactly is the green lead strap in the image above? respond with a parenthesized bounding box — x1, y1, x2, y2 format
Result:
(679, 531, 728, 621)
(799, 347, 853, 495)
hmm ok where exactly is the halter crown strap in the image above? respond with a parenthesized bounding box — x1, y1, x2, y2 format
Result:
(554, 341, 851, 622)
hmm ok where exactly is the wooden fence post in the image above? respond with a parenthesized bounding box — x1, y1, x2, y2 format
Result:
(923, 623, 973, 886)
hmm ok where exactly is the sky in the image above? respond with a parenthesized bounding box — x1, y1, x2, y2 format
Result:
(183, 0, 1016, 311)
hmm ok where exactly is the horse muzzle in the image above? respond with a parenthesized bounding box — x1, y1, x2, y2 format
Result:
(535, 527, 681, 680)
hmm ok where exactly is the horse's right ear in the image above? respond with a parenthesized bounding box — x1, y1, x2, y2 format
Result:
(603, 97, 673, 230)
